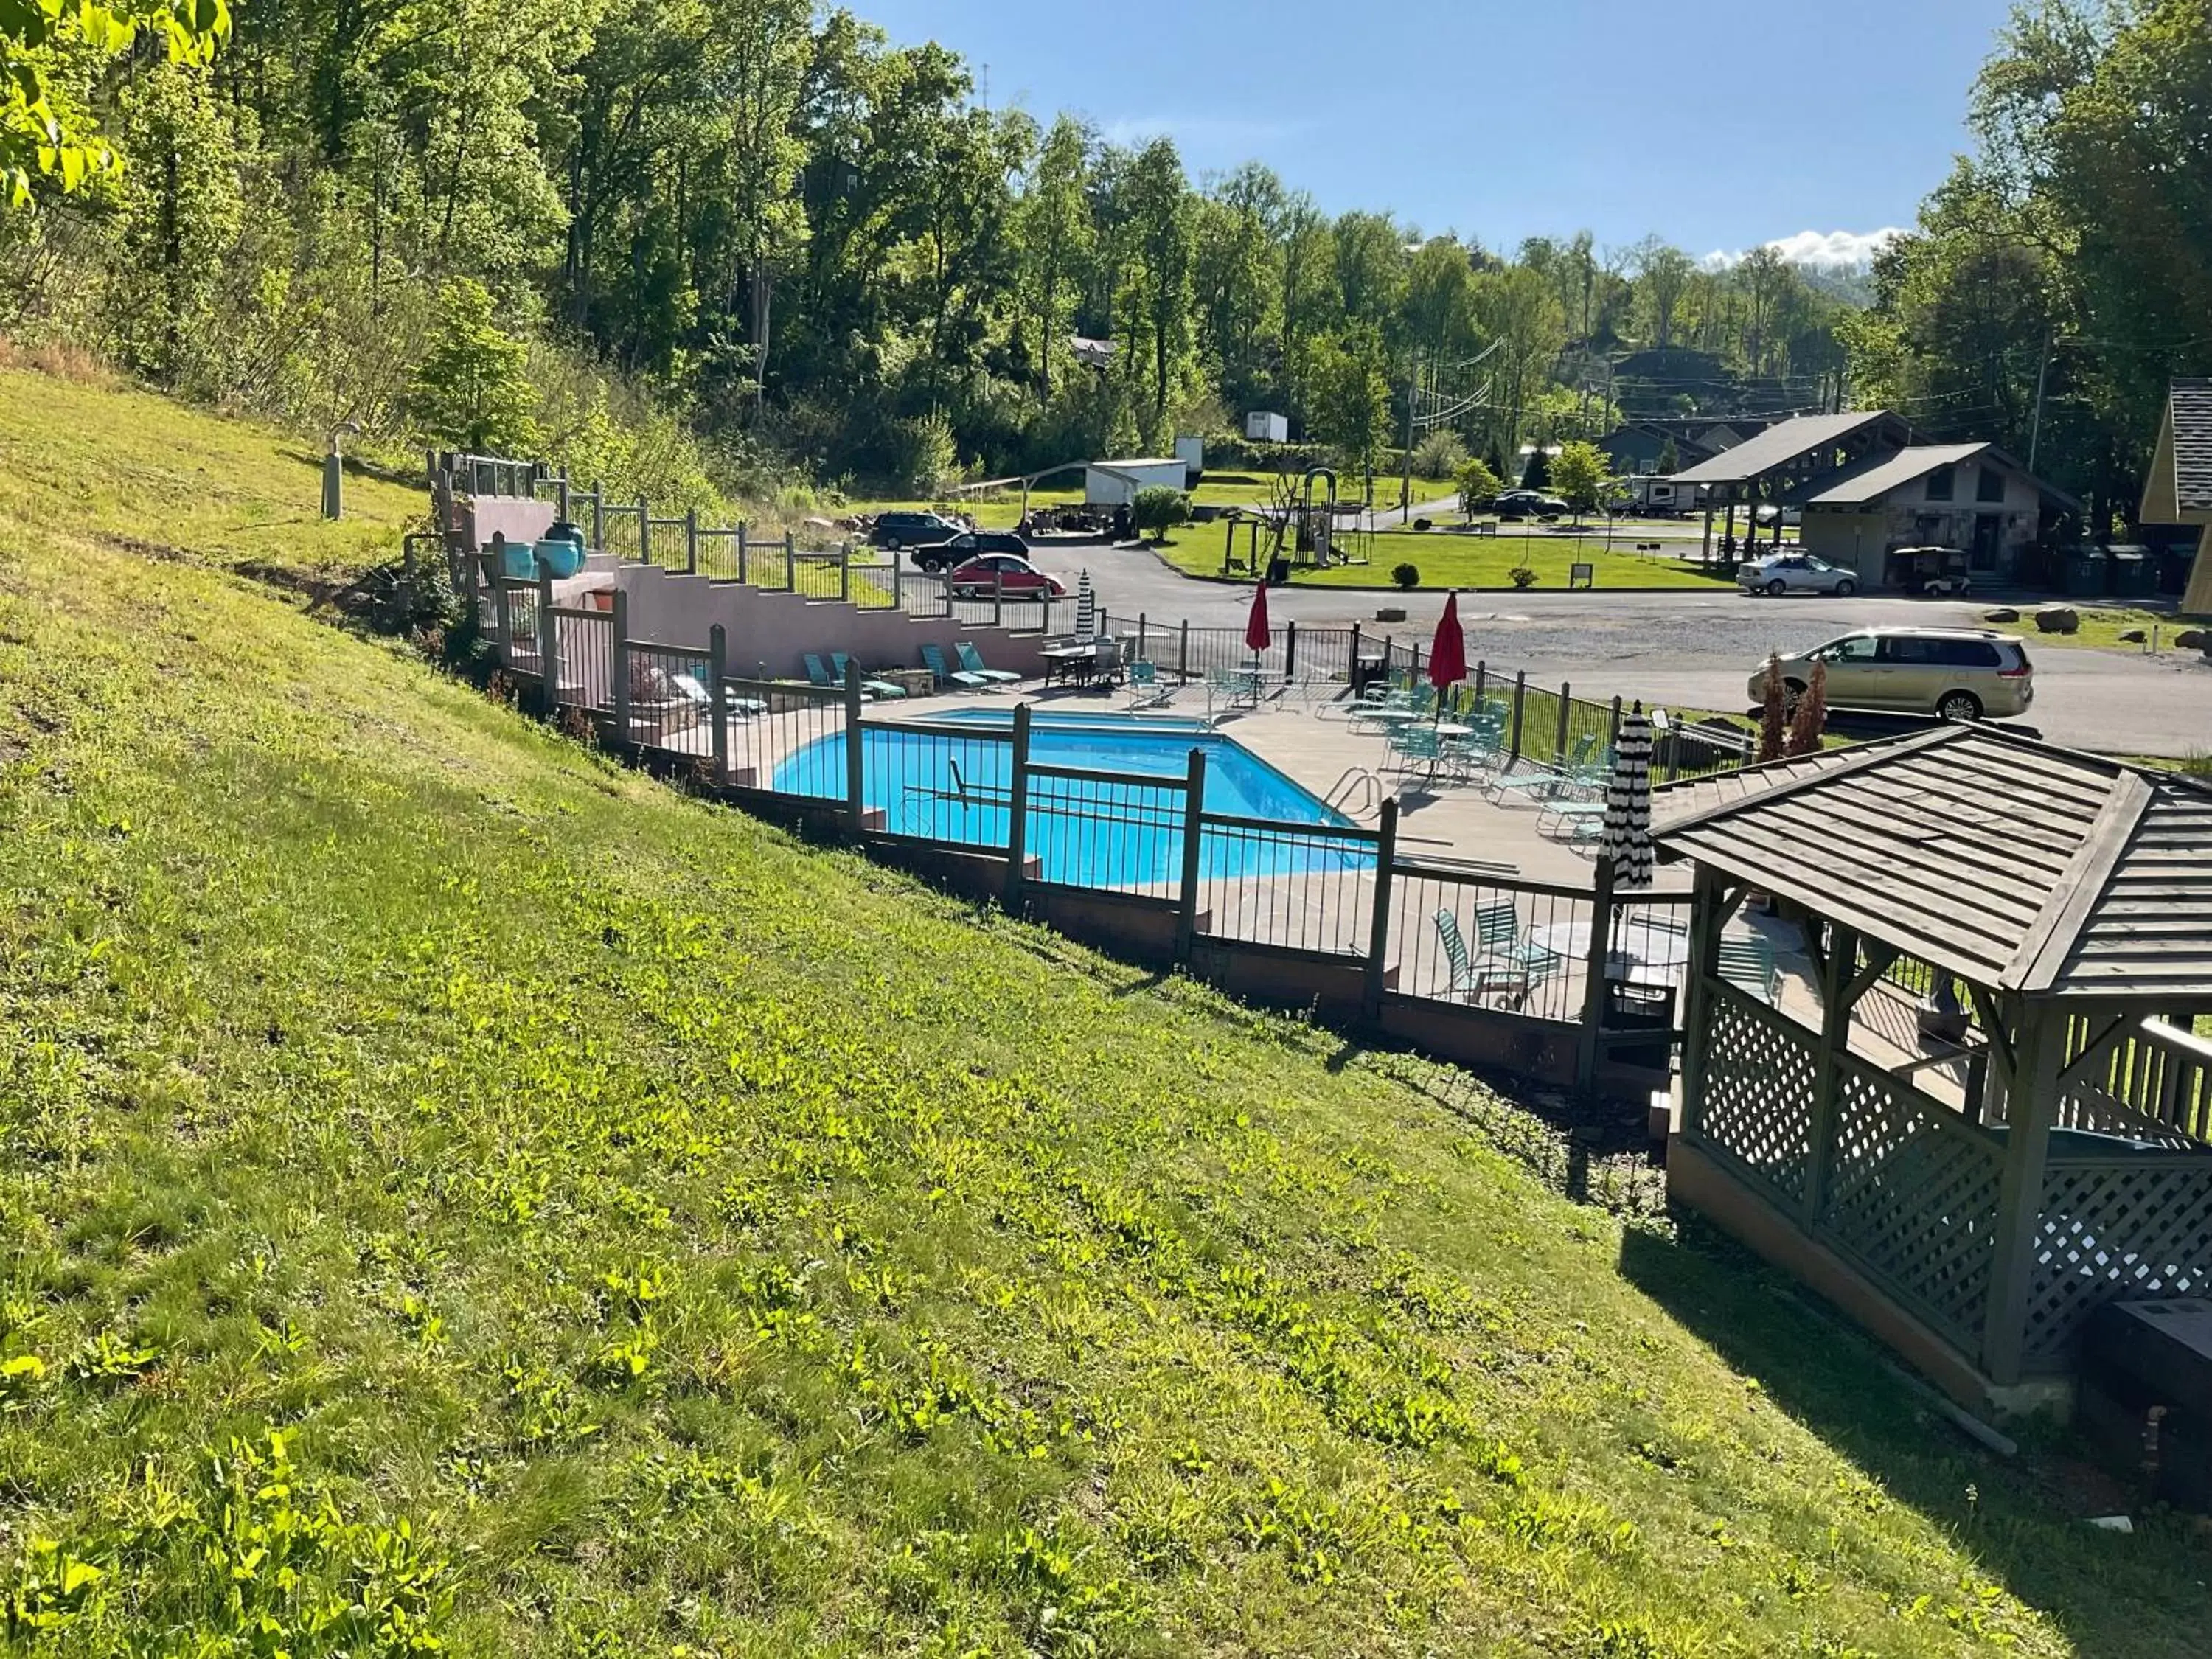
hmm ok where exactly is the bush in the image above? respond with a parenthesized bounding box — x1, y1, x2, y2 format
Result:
(1411, 430, 1467, 479)
(1455, 456, 1503, 517)
(1391, 562, 1420, 589)
(1508, 565, 1537, 589)
(1133, 485, 1190, 542)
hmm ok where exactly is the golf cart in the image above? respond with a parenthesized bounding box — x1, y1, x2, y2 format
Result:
(1884, 545, 1972, 597)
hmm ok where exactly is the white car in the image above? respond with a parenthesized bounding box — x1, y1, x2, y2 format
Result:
(1736, 552, 1859, 597)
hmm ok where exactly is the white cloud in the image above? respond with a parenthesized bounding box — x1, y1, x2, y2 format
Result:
(1700, 228, 1905, 271)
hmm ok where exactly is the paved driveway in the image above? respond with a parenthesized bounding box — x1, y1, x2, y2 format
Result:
(1032, 543, 2212, 757)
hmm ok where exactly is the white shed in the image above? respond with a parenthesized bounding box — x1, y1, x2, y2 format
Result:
(1085, 459, 1188, 507)
(1245, 411, 1290, 444)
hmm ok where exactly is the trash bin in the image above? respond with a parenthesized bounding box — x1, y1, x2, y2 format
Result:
(2062, 548, 2108, 597)
(2104, 546, 2154, 598)
(1603, 981, 1677, 1073)
(1352, 654, 1388, 696)
(1267, 554, 1290, 586)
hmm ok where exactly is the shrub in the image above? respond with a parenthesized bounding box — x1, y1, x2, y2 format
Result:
(1411, 430, 1467, 479)
(1455, 456, 1503, 516)
(1133, 485, 1190, 543)
(408, 278, 542, 456)
(1391, 562, 1420, 589)
(1508, 565, 1537, 589)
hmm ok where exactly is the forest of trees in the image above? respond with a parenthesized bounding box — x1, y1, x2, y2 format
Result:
(7, 0, 2202, 532)
(0, 0, 1860, 505)
(1843, 0, 2212, 535)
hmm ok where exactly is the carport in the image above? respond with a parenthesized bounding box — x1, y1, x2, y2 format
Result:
(1656, 723, 2212, 1411)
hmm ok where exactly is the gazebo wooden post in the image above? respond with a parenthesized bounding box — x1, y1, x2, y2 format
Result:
(1677, 866, 1730, 1138)
(1798, 920, 1860, 1228)
(1981, 997, 2064, 1385)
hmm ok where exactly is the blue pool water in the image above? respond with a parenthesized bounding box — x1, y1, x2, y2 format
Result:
(771, 709, 1370, 886)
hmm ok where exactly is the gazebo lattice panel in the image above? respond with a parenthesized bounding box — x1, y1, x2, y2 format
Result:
(1817, 1057, 2004, 1351)
(2023, 1161, 2212, 1368)
(1698, 984, 1817, 1208)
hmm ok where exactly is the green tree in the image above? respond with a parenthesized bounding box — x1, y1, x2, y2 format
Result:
(1551, 439, 1610, 519)
(1455, 456, 1501, 516)
(1307, 327, 1391, 492)
(1016, 115, 1093, 396)
(408, 279, 543, 455)
(1, 0, 229, 209)
(1131, 484, 1188, 543)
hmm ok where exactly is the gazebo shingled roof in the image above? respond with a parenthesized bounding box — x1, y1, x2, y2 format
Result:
(1655, 724, 2212, 1002)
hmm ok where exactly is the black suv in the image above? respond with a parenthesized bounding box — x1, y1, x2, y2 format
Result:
(911, 529, 1029, 573)
(869, 510, 966, 549)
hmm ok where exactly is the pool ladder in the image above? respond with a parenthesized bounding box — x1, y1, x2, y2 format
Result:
(1324, 766, 1382, 821)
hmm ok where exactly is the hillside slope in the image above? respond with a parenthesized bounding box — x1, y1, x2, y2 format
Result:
(0, 375, 2205, 1655)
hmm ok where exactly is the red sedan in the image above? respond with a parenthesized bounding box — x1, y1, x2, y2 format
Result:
(947, 553, 1068, 599)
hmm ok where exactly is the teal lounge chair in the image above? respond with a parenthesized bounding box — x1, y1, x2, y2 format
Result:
(1486, 733, 1600, 804)
(922, 641, 989, 690)
(830, 652, 908, 700)
(670, 670, 766, 720)
(954, 641, 1020, 685)
(1719, 936, 1780, 1004)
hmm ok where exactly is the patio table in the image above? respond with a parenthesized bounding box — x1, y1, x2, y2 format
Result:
(1041, 645, 1096, 686)
(1529, 917, 1689, 991)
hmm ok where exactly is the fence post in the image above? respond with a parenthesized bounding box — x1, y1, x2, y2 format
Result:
(591, 481, 605, 552)
(493, 578, 512, 658)
(1175, 748, 1208, 965)
(1576, 855, 1618, 1091)
(536, 566, 560, 708)
(785, 531, 796, 591)
(891, 550, 903, 610)
(556, 469, 570, 521)
(1474, 660, 1486, 703)
(1284, 619, 1298, 681)
(709, 624, 729, 782)
(1178, 619, 1189, 681)
(1609, 695, 1623, 748)
(611, 590, 631, 742)
(638, 499, 652, 564)
(1509, 671, 1526, 762)
(839, 540, 851, 603)
(685, 509, 699, 575)
(1041, 586, 1053, 636)
(993, 571, 1004, 628)
(1349, 622, 1363, 689)
(737, 523, 750, 584)
(1362, 799, 1399, 1024)
(1004, 703, 1032, 911)
(1555, 681, 1573, 766)
(1137, 613, 1148, 661)
(844, 667, 866, 833)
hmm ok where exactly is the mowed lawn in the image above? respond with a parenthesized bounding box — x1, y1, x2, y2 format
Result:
(1, 379, 2208, 1653)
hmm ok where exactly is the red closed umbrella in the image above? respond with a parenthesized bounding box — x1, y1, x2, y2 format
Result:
(1244, 579, 1271, 654)
(1427, 591, 1467, 692)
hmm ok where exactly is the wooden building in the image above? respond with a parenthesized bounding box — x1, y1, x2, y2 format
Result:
(2140, 379, 2212, 615)
(1656, 725, 2212, 1411)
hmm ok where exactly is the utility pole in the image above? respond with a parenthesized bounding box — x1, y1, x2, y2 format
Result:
(1399, 352, 1418, 519)
(2028, 327, 2053, 473)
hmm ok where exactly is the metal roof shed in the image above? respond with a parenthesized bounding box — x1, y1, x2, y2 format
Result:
(1655, 724, 2212, 1410)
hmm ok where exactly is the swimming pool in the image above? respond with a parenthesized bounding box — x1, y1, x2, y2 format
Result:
(770, 709, 1371, 886)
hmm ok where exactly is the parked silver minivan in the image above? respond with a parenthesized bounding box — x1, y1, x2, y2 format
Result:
(1749, 628, 2034, 722)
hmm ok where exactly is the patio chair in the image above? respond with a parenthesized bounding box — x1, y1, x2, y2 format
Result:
(832, 653, 908, 700)
(954, 641, 1022, 685)
(1537, 797, 1610, 841)
(1386, 723, 1445, 778)
(1473, 898, 1565, 984)
(1719, 936, 1780, 1004)
(1126, 659, 1178, 709)
(921, 641, 990, 691)
(1434, 908, 1556, 1006)
(1091, 636, 1124, 686)
(1485, 732, 1601, 805)
(670, 670, 767, 720)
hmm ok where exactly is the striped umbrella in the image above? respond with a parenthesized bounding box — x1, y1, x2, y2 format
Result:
(1075, 568, 1096, 640)
(1599, 706, 1655, 890)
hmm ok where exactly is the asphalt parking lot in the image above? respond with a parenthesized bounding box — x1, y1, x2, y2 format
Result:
(1025, 542, 2212, 757)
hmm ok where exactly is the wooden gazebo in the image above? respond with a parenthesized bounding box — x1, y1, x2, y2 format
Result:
(1655, 725, 2212, 1410)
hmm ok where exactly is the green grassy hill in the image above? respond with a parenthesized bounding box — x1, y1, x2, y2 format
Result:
(1, 369, 2205, 1655)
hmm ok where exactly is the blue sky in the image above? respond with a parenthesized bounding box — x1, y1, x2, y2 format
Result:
(858, 0, 2015, 262)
